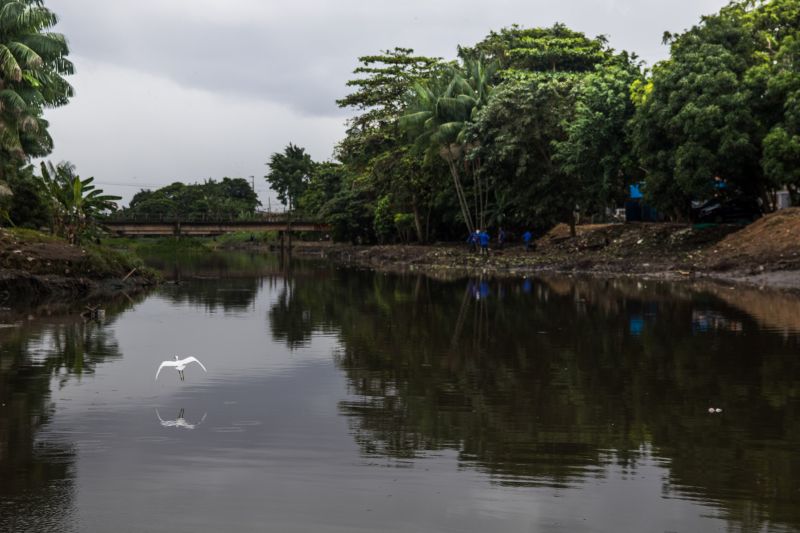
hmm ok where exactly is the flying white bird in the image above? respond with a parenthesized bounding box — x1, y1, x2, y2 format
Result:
(155, 356, 207, 381)
(156, 408, 207, 430)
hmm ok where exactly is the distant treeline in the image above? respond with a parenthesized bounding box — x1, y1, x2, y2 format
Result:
(121, 178, 261, 220)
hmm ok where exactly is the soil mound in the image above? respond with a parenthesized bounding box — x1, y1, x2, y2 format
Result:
(538, 222, 735, 261)
(707, 208, 800, 271)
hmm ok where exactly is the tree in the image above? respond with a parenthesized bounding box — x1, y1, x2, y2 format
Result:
(632, 12, 761, 216)
(401, 58, 497, 234)
(336, 48, 442, 145)
(754, 0, 800, 203)
(124, 178, 260, 220)
(368, 144, 440, 243)
(297, 162, 344, 215)
(470, 72, 583, 234)
(2, 163, 48, 227)
(464, 25, 619, 235)
(265, 143, 314, 211)
(39, 161, 120, 244)
(0, 0, 74, 178)
(321, 176, 375, 244)
(458, 23, 611, 75)
(631, 0, 800, 215)
(555, 55, 643, 217)
(335, 48, 444, 242)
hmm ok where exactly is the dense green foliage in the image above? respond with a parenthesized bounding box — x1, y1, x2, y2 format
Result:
(5, 0, 800, 246)
(262, 1, 800, 242)
(265, 143, 313, 211)
(631, 0, 800, 215)
(0, 0, 73, 178)
(0, 0, 118, 245)
(39, 161, 120, 244)
(0, 164, 48, 227)
(267, 25, 634, 240)
(121, 178, 260, 220)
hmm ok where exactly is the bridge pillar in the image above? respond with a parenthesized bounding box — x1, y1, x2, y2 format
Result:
(173, 221, 182, 237)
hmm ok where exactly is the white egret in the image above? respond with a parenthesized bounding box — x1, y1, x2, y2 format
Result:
(156, 408, 207, 430)
(155, 356, 207, 381)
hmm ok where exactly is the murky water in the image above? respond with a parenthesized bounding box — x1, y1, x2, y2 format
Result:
(1, 251, 799, 532)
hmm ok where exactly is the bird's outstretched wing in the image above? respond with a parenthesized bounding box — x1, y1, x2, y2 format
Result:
(182, 356, 207, 372)
(155, 360, 177, 380)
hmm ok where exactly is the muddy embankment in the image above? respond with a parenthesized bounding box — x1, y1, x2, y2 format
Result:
(288, 208, 800, 291)
(0, 229, 157, 305)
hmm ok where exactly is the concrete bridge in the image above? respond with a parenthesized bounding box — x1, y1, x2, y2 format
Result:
(105, 216, 330, 237)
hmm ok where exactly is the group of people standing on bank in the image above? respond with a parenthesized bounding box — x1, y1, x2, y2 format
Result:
(467, 228, 534, 254)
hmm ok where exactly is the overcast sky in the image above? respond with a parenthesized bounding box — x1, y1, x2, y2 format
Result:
(43, 0, 729, 206)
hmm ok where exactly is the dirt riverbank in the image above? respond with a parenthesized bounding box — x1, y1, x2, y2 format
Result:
(8, 206, 789, 301)
(286, 208, 800, 291)
(0, 228, 158, 303)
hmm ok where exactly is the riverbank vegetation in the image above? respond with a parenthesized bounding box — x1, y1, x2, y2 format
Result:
(265, 0, 800, 245)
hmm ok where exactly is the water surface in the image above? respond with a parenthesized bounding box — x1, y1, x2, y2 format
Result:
(1, 251, 799, 532)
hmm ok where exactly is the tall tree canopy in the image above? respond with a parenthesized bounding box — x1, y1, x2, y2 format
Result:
(265, 143, 314, 211)
(632, 0, 800, 215)
(458, 24, 611, 75)
(332, 49, 445, 243)
(555, 54, 643, 216)
(267, 3, 800, 243)
(0, 0, 73, 178)
(467, 26, 625, 234)
(402, 58, 497, 234)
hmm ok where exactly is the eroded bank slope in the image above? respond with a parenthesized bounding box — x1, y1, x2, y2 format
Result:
(0, 228, 157, 302)
(295, 208, 800, 290)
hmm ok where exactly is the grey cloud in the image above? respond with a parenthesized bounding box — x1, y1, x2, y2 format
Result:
(48, 0, 729, 118)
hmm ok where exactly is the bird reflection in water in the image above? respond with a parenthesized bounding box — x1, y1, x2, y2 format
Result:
(155, 408, 207, 430)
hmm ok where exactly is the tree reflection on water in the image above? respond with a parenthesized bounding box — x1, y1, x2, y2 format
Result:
(0, 296, 137, 532)
(269, 269, 800, 531)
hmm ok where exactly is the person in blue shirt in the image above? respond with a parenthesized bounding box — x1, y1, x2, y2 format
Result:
(522, 230, 532, 251)
(478, 229, 490, 255)
(466, 230, 479, 252)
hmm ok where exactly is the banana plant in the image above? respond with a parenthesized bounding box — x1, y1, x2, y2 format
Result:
(39, 161, 120, 244)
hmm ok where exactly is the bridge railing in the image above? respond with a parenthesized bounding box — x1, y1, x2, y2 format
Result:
(105, 212, 323, 225)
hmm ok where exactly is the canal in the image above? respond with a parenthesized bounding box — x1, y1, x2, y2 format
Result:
(1, 251, 799, 532)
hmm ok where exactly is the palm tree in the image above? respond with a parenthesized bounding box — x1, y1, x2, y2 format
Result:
(401, 58, 496, 234)
(40, 161, 120, 244)
(0, 0, 74, 178)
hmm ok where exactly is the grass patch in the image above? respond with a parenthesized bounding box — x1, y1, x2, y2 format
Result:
(104, 236, 209, 253)
(210, 231, 277, 249)
(7, 227, 62, 243)
(80, 244, 142, 277)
